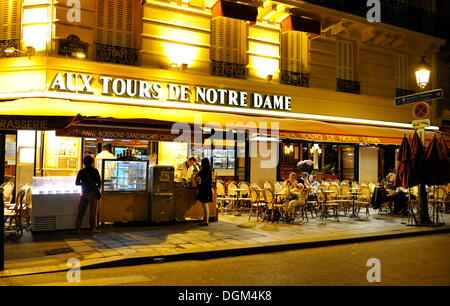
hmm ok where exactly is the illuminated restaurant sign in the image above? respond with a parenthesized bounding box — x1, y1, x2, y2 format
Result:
(49, 72, 292, 111)
(280, 131, 387, 145)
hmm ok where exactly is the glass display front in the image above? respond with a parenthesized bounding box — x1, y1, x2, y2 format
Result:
(32, 176, 81, 195)
(43, 131, 82, 176)
(102, 160, 148, 192)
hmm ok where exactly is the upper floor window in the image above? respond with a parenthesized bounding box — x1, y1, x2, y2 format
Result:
(280, 31, 309, 87)
(0, 0, 22, 56)
(210, 16, 247, 79)
(336, 39, 360, 94)
(95, 0, 142, 65)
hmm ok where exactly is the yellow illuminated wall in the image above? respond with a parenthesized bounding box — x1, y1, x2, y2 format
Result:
(22, 1, 51, 52)
(43, 131, 82, 176)
(158, 141, 188, 167)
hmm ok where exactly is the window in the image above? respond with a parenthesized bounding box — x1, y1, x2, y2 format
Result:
(280, 31, 309, 87)
(337, 40, 354, 81)
(210, 16, 247, 79)
(336, 40, 360, 94)
(0, 0, 22, 55)
(95, 0, 142, 65)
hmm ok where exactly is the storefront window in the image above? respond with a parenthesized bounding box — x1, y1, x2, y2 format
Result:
(341, 146, 355, 180)
(42, 131, 82, 176)
(158, 141, 188, 168)
(324, 144, 338, 175)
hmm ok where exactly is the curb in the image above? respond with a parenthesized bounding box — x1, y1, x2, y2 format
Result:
(2, 226, 449, 278)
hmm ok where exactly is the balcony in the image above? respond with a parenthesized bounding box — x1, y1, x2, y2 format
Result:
(0, 39, 21, 57)
(211, 60, 246, 79)
(303, 0, 448, 39)
(95, 43, 139, 66)
(337, 78, 360, 94)
(280, 71, 310, 88)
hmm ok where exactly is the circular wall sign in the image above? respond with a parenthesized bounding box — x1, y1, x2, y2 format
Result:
(413, 102, 429, 119)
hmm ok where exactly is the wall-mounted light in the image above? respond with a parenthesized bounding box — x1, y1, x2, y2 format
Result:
(284, 144, 294, 155)
(169, 62, 188, 72)
(74, 52, 86, 59)
(3, 46, 35, 59)
(266, 74, 273, 81)
(310, 144, 322, 154)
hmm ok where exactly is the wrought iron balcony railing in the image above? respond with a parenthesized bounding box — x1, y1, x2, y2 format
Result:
(95, 43, 139, 66)
(211, 60, 246, 79)
(280, 71, 310, 88)
(337, 78, 360, 94)
(0, 39, 21, 57)
(302, 0, 448, 39)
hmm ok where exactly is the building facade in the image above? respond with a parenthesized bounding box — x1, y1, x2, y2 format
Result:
(0, 0, 448, 196)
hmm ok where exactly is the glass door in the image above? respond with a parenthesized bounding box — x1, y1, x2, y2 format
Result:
(0, 131, 17, 203)
(341, 146, 355, 181)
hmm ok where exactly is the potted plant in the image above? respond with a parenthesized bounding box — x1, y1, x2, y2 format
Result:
(297, 160, 313, 174)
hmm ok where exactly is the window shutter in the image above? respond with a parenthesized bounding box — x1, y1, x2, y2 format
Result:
(1, 0, 22, 41)
(96, 0, 139, 48)
(337, 40, 354, 81)
(211, 16, 246, 65)
(395, 54, 408, 90)
(281, 31, 305, 73)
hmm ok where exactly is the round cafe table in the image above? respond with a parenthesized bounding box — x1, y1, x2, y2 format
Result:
(349, 189, 362, 218)
(228, 188, 247, 216)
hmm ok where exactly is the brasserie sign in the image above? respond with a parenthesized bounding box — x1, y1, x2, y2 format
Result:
(49, 72, 292, 111)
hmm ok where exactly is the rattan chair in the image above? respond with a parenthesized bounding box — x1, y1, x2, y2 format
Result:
(248, 186, 267, 222)
(356, 185, 371, 218)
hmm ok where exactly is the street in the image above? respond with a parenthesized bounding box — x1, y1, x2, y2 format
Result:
(1, 233, 449, 286)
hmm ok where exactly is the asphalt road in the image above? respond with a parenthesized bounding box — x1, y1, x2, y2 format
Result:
(2, 233, 449, 286)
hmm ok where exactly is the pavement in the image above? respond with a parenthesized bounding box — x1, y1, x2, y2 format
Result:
(1, 209, 449, 278)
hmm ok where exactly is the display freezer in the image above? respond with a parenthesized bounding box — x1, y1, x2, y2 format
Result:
(31, 176, 89, 231)
(99, 159, 149, 223)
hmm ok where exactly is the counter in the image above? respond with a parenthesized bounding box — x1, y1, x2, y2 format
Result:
(173, 184, 218, 222)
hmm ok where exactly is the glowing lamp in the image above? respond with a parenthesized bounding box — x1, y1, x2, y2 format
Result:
(415, 57, 431, 89)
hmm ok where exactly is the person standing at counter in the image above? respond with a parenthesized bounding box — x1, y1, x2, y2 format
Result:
(175, 156, 197, 183)
(195, 158, 213, 226)
(75, 155, 102, 233)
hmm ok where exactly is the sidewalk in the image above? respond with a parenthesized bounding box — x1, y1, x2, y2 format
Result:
(1, 209, 449, 277)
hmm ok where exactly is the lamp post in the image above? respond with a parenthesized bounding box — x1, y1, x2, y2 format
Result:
(415, 56, 431, 225)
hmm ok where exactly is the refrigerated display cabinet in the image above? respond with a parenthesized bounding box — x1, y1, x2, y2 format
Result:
(99, 159, 149, 223)
(31, 176, 89, 231)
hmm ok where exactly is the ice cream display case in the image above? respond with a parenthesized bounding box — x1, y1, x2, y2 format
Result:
(99, 159, 149, 223)
(31, 176, 90, 231)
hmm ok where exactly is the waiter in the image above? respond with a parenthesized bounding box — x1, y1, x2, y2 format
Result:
(175, 156, 197, 183)
(95, 144, 116, 177)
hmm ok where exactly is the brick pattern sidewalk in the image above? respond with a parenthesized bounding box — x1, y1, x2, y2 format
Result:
(2, 209, 449, 276)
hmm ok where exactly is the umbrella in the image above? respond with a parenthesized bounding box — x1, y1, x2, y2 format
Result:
(394, 136, 415, 188)
(425, 135, 440, 186)
(410, 131, 425, 186)
(436, 134, 449, 185)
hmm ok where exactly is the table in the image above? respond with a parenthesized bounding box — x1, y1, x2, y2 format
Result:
(349, 191, 362, 218)
(228, 188, 247, 216)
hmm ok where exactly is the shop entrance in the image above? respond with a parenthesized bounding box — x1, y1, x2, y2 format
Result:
(0, 131, 17, 203)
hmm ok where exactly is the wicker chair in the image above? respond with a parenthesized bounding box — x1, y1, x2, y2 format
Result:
(356, 185, 371, 218)
(248, 186, 267, 222)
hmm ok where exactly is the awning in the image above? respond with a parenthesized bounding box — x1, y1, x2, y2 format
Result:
(0, 98, 447, 145)
(211, 0, 258, 22)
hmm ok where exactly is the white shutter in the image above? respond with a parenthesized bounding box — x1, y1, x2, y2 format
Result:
(96, 0, 139, 48)
(281, 31, 308, 73)
(1, 0, 22, 41)
(337, 40, 354, 81)
(211, 16, 246, 65)
(395, 54, 408, 89)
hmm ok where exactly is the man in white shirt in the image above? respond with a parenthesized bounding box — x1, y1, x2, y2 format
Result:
(95, 144, 116, 177)
(175, 156, 197, 183)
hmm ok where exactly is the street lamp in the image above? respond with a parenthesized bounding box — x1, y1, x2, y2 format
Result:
(415, 56, 431, 89)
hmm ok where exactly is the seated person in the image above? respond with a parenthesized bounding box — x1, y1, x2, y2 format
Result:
(308, 175, 318, 188)
(370, 177, 408, 215)
(296, 172, 307, 185)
